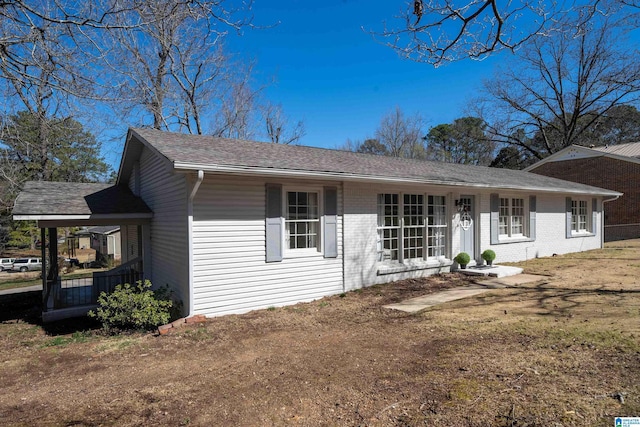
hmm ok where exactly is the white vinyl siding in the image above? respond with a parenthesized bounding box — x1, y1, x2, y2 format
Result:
(137, 147, 189, 308)
(191, 177, 343, 317)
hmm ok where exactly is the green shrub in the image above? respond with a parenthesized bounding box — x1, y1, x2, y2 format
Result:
(88, 280, 173, 332)
(481, 249, 496, 262)
(454, 252, 471, 265)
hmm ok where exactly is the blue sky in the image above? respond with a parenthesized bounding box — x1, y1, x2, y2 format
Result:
(225, 0, 504, 149)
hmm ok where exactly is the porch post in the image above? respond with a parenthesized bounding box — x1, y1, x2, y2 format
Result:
(48, 228, 58, 283)
(142, 224, 151, 282)
(46, 228, 58, 310)
(40, 228, 49, 309)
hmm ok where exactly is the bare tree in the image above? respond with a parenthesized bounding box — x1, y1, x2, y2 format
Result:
(476, 14, 640, 161)
(376, 0, 639, 66)
(171, 43, 227, 135)
(211, 68, 261, 140)
(261, 102, 305, 144)
(375, 107, 426, 159)
(105, 0, 253, 131)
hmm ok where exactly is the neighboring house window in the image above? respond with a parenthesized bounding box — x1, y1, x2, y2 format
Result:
(490, 194, 536, 244)
(566, 197, 597, 237)
(286, 191, 319, 250)
(499, 197, 525, 237)
(377, 193, 447, 262)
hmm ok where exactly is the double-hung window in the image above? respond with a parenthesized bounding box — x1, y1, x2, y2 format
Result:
(286, 191, 319, 250)
(377, 194, 400, 261)
(571, 200, 588, 233)
(427, 195, 447, 257)
(491, 194, 536, 244)
(377, 193, 447, 263)
(566, 197, 596, 237)
(499, 197, 525, 238)
(403, 194, 424, 260)
(265, 184, 338, 262)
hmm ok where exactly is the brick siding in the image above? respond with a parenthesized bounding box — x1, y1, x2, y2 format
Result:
(531, 157, 640, 241)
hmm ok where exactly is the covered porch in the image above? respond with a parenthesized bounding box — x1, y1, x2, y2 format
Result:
(13, 182, 153, 322)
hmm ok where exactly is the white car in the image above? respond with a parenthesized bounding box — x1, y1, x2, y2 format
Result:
(0, 258, 16, 271)
(11, 258, 42, 272)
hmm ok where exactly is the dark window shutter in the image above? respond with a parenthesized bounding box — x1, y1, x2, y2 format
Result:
(592, 198, 598, 235)
(324, 187, 338, 258)
(566, 197, 573, 239)
(529, 195, 536, 241)
(265, 184, 283, 262)
(490, 193, 500, 245)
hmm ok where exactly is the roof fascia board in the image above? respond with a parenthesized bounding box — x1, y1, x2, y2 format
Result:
(173, 162, 621, 197)
(591, 149, 640, 165)
(524, 145, 602, 171)
(37, 219, 149, 228)
(525, 144, 640, 171)
(14, 213, 153, 221)
(118, 129, 175, 186)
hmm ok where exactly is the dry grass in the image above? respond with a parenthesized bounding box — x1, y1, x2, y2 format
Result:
(1, 241, 639, 426)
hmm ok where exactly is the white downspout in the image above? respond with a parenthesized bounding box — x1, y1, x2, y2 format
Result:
(187, 170, 204, 317)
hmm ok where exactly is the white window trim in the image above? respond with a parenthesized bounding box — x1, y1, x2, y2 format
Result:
(376, 192, 449, 266)
(283, 187, 323, 257)
(498, 196, 529, 240)
(571, 198, 592, 236)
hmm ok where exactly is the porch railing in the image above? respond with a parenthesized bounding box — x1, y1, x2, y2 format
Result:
(50, 257, 143, 310)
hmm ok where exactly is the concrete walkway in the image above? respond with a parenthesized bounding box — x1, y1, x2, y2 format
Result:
(0, 284, 42, 296)
(383, 273, 547, 313)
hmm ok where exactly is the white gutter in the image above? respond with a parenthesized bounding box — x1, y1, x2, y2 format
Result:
(173, 162, 622, 197)
(603, 194, 621, 203)
(187, 170, 204, 317)
(13, 213, 153, 221)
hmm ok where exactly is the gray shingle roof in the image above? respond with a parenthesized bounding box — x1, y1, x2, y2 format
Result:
(13, 181, 152, 217)
(130, 128, 620, 196)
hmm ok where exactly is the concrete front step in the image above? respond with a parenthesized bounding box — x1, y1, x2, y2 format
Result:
(456, 264, 523, 278)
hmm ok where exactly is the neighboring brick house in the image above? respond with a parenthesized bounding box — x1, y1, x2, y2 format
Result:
(526, 143, 640, 241)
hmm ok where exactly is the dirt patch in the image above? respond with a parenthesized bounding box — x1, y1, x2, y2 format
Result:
(1, 243, 640, 426)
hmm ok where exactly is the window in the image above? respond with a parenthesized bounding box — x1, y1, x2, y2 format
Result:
(403, 194, 424, 260)
(377, 193, 447, 263)
(567, 197, 595, 237)
(571, 200, 588, 232)
(377, 194, 399, 261)
(428, 196, 446, 257)
(499, 197, 525, 237)
(266, 184, 338, 262)
(286, 191, 319, 250)
(491, 194, 536, 244)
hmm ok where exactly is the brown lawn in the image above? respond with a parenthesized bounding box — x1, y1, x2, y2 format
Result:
(1, 241, 639, 426)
